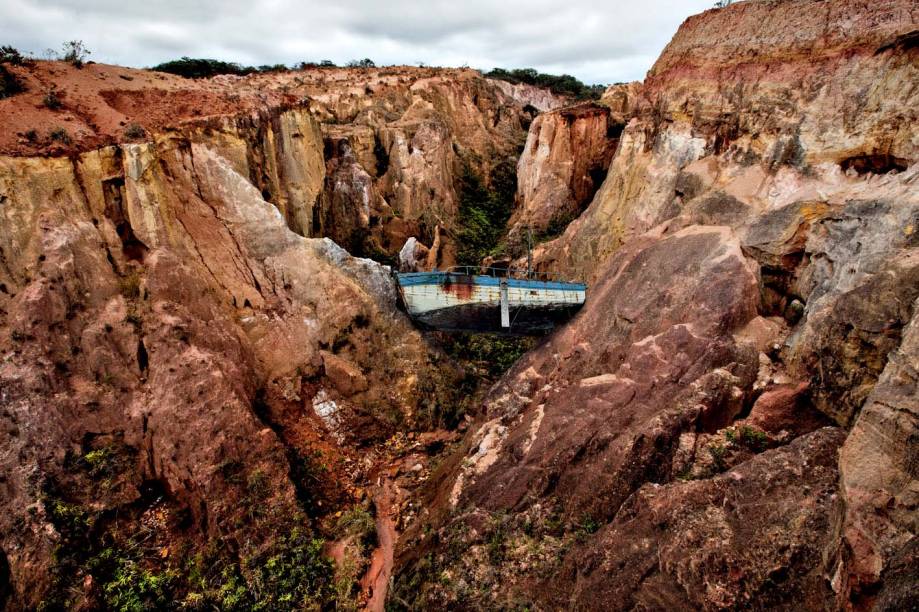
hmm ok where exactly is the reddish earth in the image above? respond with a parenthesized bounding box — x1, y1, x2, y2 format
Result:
(393, 0, 919, 609)
(362, 478, 397, 611)
(0, 0, 917, 610)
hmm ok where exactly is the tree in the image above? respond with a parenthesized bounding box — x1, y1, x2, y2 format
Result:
(62, 40, 90, 67)
(346, 58, 375, 68)
(0, 46, 25, 65)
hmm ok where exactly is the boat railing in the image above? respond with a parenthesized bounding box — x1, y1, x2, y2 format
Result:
(441, 265, 576, 284)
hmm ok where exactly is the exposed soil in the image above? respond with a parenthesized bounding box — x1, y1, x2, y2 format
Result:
(362, 477, 397, 611)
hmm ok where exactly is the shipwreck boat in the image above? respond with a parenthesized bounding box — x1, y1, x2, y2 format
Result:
(395, 266, 586, 334)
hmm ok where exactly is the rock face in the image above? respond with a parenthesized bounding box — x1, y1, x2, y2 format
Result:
(303, 68, 531, 262)
(509, 103, 619, 244)
(487, 79, 569, 112)
(838, 291, 919, 609)
(0, 62, 534, 265)
(393, 0, 919, 609)
(0, 101, 465, 608)
(531, 0, 918, 281)
(318, 137, 382, 251)
(554, 427, 846, 610)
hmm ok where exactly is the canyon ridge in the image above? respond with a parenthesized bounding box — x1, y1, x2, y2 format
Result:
(0, 0, 917, 610)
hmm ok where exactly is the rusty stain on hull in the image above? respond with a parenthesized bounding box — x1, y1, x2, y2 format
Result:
(443, 277, 476, 300)
(396, 271, 587, 334)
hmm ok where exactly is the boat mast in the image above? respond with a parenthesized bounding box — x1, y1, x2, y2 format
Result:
(526, 226, 533, 280)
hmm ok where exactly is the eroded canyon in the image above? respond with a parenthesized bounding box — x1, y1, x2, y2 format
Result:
(0, 0, 917, 610)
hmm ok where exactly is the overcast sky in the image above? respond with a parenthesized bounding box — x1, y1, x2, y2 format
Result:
(1, 0, 715, 84)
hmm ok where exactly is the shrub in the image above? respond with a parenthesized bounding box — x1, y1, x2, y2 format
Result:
(61, 40, 90, 67)
(81, 443, 135, 480)
(534, 209, 577, 244)
(0, 45, 26, 65)
(42, 89, 62, 109)
(440, 333, 535, 378)
(47, 499, 93, 535)
(257, 64, 288, 73)
(98, 553, 178, 612)
(576, 514, 600, 541)
(151, 57, 257, 79)
(0, 64, 24, 99)
(244, 528, 335, 610)
(346, 58, 375, 68)
(123, 123, 146, 139)
(49, 127, 71, 144)
(335, 505, 377, 549)
(739, 425, 768, 451)
(455, 157, 517, 265)
(118, 270, 142, 299)
(708, 443, 727, 471)
(485, 67, 605, 100)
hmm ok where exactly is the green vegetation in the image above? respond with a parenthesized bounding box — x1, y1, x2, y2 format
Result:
(724, 425, 768, 452)
(244, 528, 335, 610)
(150, 58, 299, 79)
(0, 45, 26, 65)
(708, 443, 727, 472)
(440, 333, 536, 379)
(298, 60, 337, 69)
(47, 499, 94, 535)
(346, 58, 376, 68)
(41, 491, 339, 610)
(49, 127, 71, 144)
(118, 270, 142, 299)
(90, 548, 178, 612)
(738, 425, 768, 451)
(485, 68, 605, 100)
(82, 446, 121, 480)
(152, 57, 254, 78)
(42, 89, 62, 109)
(0, 45, 27, 99)
(575, 514, 600, 542)
(0, 64, 23, 99)
(256, 64, 288, 73)
(455, 157, 517, 265)
(62, 40, 90, 67)
(335, 505, 377, 549)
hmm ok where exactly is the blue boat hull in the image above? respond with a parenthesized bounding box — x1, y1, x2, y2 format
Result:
(395, 272, 586, 334)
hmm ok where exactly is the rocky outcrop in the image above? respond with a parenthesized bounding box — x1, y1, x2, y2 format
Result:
(0, 105, 463, 607)
(0, 55, 564, 606)
(837, 290, 919, 608)
(530, 0, 918, 281)
(599, 80, 641, 117)
(552, 427, 845, 610)
(2, 2, 917, 608)
(509, 103, 619, 244)
(0, 63, 538, 265)
(300, 69, 530, 260)
(487, 79, 569, 112)
(318, 137, 383, 252)
(394, 0, 919, 608)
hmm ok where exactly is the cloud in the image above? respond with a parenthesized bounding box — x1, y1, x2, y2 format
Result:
(0, 0, 714, 83)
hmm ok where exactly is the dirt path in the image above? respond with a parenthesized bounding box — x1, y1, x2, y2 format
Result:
(361, 477, 397, 611)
